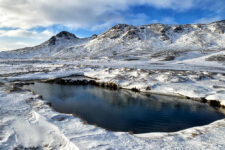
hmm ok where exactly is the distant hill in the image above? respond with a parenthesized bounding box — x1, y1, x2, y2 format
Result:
(0, 20, 225, 61)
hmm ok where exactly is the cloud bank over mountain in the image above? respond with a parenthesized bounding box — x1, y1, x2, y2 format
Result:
(0, 0, 224, 51)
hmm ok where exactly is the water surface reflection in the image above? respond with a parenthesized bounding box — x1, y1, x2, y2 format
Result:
(23, 82, 225, 133)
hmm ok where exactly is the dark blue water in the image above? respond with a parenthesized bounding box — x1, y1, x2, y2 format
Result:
(24, 82, 225, 133)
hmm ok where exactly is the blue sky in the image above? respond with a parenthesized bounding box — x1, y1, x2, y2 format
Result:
(0, 0, 224, 51)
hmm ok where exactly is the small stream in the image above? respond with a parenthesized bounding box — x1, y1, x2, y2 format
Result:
(23, 82, 225, 134)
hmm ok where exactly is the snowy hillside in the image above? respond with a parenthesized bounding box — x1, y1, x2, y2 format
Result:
(0, 20, 225, 60)
(1, 20, 225, 150)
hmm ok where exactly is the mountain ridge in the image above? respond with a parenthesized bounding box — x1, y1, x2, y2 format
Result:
(0, 20, 225, 60)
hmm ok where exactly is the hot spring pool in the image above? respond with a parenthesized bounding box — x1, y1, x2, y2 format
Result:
(23, 82, 225, 134)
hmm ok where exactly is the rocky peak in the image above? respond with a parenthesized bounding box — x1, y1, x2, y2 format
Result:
(56, 31, 77, 39)
(145, 23, 169, 34)
(174, 26, 183, 33)
(99, 24, 139, 39)
(211, 20, 225, 24)
(111, 24, 130, 30)
(207, 20, 225, 34)
(47, 31, 77, 45)
(92, 34, 98, 38)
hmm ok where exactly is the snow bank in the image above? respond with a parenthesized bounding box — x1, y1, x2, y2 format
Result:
(0, 86, 225, 149)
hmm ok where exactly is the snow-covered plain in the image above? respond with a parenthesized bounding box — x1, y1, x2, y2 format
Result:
(1, 21, 225, 149)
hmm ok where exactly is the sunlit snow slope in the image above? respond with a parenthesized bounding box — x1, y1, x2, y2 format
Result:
(0, 20, 225, 60)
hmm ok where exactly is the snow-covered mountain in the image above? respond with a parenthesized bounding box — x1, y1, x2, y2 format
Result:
(1, 21, 225, 150)
(0, 20, 225, 60)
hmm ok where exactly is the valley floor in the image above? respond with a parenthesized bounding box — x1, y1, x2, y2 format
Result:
(0, 57, 225, 149)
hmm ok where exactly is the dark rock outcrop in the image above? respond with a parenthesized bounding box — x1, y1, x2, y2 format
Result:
(46, 31, 77, 45)
(56, 31, 77, 39)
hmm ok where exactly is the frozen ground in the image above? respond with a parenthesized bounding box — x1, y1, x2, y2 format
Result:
(0, 78, 225, 150)
(0, 57, 225, 150)
(1, 57, 225, 107)
(1, 20, 225, 149)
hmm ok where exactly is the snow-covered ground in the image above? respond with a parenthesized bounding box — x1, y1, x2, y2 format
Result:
(2, 58, 225, 107)
(1, 20, 225, 149)
(0, 57, 225, 149)
(0, 78, 225, 150)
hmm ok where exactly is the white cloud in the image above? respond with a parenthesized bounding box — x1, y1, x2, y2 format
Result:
(15, 42, 30, 47)
(0, 40, 30, 51)
(194, 16, 222, 24)
(0, 29, 54, 51)
(138, 0, 194, 10)
(0, 0, 200, 30)
(0, 29, 53, 38)
(0, 0, 223, 51)
(90, 13, 150, 31)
